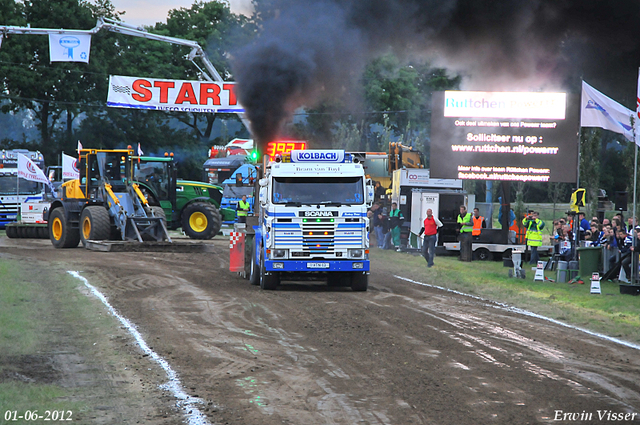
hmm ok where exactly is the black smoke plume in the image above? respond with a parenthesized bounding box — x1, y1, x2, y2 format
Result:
(232, 0, 640, 146)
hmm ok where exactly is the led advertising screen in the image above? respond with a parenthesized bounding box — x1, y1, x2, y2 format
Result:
(430, 91, 579, 183)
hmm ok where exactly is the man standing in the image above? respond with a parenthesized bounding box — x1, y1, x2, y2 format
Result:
(523, 211, 545, 264)
(389, 202, 404, 249)
(237, 195, 250, 223)
(418, 208, 443, 267)
(472, 207, 486, 237)
(457, 205, 473, 261)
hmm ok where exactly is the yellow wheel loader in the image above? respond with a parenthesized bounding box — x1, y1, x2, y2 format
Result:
(46, 148, 170, 248)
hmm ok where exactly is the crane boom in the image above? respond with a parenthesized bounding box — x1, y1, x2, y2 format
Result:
(0, 17, 251, 131)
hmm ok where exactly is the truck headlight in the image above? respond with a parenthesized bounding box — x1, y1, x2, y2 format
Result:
(273, 262, 284, 269)
(273, 249, 287, 258)
(348, 249, 363, 258)
(352, 262, 364, 269)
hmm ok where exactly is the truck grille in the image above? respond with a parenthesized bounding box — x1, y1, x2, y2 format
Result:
(302, 221, 335, 254)
(273, 218, 364, 258)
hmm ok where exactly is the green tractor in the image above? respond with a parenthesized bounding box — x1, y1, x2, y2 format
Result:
(132, 155, 235, 239)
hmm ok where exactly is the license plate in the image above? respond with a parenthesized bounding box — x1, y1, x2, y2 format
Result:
(307, 262, 330, 269)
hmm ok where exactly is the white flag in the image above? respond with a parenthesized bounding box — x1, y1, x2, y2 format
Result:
(77, 140, 83, 153)
(581, 80, 635, 143)
(137, 143, 144, 156)
(18, 153, 52, 187)
(49, 33, 91, 63)
(62, 153, 80, 180)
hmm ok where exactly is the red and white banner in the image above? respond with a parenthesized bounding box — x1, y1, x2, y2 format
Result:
(18, 153, 51, 187)
(107, 75, 244, 113)
(62, 153, 80, 180)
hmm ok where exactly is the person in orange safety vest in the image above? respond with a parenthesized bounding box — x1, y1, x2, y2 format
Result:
(472, 207, 486, 237)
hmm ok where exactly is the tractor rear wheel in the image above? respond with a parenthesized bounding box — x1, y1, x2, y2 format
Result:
(49, 208, 80, 248)
(181, 202, 221, 240)
(80, 206, 112, 247)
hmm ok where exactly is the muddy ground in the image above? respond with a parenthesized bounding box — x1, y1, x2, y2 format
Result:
(1, 235, 639, 424)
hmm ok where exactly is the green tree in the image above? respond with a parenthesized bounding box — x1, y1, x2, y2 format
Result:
(0, 0, 124, 160)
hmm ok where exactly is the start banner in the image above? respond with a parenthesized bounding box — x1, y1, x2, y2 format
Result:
(107, 75, 244, 113)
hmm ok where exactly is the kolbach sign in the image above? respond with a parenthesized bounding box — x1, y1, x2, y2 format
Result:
(107, 75, 244, 113)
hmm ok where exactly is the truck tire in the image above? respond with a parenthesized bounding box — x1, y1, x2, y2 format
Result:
(80, 206, 112, 247)
(49, 208, 80, 249)
(247, 237, 260, 285)
(181, 202, 221, 240)
(351, 272, 368, 291)
(259, 252, 279, 290)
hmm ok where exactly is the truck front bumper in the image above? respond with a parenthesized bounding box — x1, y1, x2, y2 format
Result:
(264, 260, 369, 272)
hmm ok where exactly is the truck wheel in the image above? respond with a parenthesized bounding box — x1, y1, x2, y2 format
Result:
(248, 238, 260, 285)
(80, 206, 112, 247)
(259, 251, 279, 290)
(181, 202, 221, 240)
(49, 208, 80, 248)
(351, 272, 368, 291)
(474, 248, 493, 261)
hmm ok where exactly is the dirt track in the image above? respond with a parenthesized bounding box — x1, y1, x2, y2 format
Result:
(2, 236, 640, 424)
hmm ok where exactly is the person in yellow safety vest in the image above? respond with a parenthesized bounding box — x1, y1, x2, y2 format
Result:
(472, 207, 486, 237)
(457, 205, 473, 233)
(457, 205, 473, 261)
(237, 194, 250, 223)
(523, 210, 545, 264)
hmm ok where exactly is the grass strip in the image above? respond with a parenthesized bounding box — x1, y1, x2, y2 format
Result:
(0, 258, 87, 416)
(371, 248, 640, 343)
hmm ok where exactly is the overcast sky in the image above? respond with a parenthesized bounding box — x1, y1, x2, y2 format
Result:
(109, 0, 253, 28)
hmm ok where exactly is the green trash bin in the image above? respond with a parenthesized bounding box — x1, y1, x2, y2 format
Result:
(577, 246, 602, 278)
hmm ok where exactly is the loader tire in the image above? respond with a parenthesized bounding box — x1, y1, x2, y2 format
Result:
(49, 208, 80, 249)
(181, 202, 221, 240)
(80, 206, 112, 247)
(150, 206, 166, 222)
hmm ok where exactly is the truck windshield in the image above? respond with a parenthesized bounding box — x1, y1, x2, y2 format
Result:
(0, 175, 40, 195)
(272, 177, 364, 205)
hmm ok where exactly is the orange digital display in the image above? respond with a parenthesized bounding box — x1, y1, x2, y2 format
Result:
(266, 141, 307, 160)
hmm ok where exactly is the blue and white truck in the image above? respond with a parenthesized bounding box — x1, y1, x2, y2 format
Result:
(0, 149, 45, 229)
(245, 150, 374, 290)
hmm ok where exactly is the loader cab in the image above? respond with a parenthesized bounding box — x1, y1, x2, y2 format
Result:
(78, 149, 132, 199)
